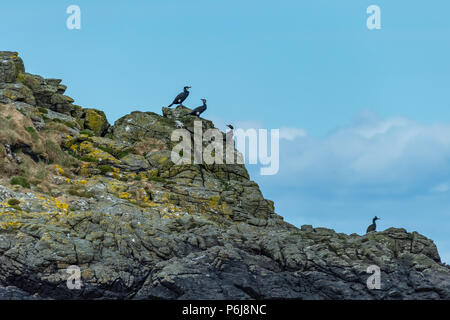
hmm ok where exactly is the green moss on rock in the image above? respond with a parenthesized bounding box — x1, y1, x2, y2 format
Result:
(82, 109, 109, 136)
(10, 176, 30, 188)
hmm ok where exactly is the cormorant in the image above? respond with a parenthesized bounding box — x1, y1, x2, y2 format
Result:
(189, 99, 207, 117)
(366, 216, 380, 233)
(167, 86, 191, 108)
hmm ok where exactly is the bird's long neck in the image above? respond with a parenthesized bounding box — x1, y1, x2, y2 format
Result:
(372, 218, 377, 224)
(184, 88, 189, 93)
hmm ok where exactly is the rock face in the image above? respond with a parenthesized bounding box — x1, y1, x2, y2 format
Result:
(0, 52, 449, 300)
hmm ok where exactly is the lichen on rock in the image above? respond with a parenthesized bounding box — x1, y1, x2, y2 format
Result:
(0, 51, 449, 300)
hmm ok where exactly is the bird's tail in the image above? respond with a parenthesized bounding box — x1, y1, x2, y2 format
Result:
(167, 103, 174, 108)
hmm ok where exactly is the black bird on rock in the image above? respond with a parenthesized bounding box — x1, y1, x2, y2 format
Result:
(167, 86, 191, 108)
(189, 99, 207, 117)
(366, 216, 380, 233)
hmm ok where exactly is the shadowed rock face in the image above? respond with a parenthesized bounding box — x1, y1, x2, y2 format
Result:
(0, 52, 449, 300)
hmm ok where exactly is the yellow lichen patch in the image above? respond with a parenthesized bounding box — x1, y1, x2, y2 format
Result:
(53, 197, 69, 213)
(208, 195, 221, 209)
(107, 180, 137, 200)
(221, 203, 233, 215)
(2, 90, 17, 100)
(81, 162, 91, 168)
(146, 201, 159, 207)
(84, 109, 107, 136)
(86, 148, 119, 164)
(54, 164, 65, 175)
(160, 203, 187, 219)
(147, 169, 159, 178)
(118, 192, 131, 199)
(64, 135, 76, 148)
(80, 167, 90, 176)
(0, 220, 22, 230)
(126, 172, 137, 180)
(201, 195, 232, 216)
(158, 157, 168, 165)
(112, 172, 122, 180)
(70, 179, 88, 186)
(79, 141, 94, 153)
(108, 180, 124, 193)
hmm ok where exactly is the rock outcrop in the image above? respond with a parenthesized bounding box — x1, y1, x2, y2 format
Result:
(0, 52, 449, 299)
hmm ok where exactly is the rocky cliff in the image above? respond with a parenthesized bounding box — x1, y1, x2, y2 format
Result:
(0, 51, 449, 299)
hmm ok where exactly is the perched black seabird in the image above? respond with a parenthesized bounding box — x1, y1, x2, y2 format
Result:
(167, 86, 191, 108)
(366, 216, 380, 233)
(189, 99, 207, 117)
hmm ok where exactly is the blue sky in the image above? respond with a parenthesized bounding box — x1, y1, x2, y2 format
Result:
(2, 0, 450, 262)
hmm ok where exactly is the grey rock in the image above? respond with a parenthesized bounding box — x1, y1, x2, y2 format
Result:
(119, 154, 149, 171)
(0, 52, 449, 300)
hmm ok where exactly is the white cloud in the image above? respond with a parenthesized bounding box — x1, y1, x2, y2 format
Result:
(431, 183, 450, 193)
(279, 127, 307, 141)
(252, 111, 450, 198)
(211, 111, 450, 198)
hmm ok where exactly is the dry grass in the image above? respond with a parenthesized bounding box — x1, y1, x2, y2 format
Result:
(0, 144, 20, 175)
(0, 104, 45, 154)
(133, 137, 167, 155)
(0, 104, 78, 185)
